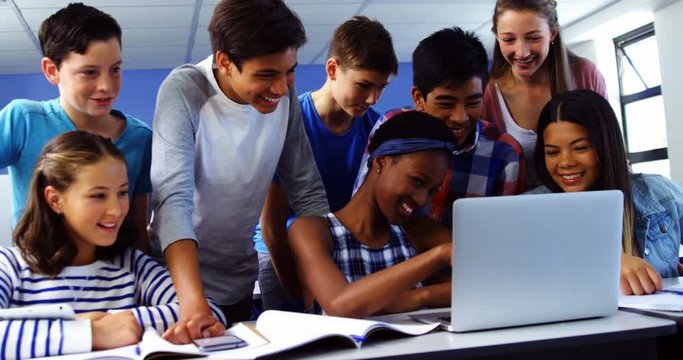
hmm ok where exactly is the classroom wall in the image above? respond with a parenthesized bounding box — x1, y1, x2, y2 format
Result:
(0, 63, 414, 126)
(0, 69, 171, 125)
(274, 62, 416, 111)
(654, 1, 683, 184)
(563, 0, 683, 185)
(0, 62, 415, 175)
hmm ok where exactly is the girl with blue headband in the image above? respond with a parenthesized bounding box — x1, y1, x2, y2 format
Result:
(289, 111, 456, 318)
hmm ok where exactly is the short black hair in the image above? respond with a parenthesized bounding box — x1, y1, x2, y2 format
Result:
(412, 27, 488, 97)
(38, 3, 122, 68)
(208, 0, 307, 70)
(369, 110, 456, 154)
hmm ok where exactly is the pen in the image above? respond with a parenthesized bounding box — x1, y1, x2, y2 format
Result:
(658, 289, 683, 296)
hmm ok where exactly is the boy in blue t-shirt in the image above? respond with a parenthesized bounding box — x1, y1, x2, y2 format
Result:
(0, 3, 152, 250)
(254, 16, 398, 310)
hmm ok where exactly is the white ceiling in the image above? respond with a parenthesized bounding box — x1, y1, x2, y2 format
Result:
(0, 0, 617, 74)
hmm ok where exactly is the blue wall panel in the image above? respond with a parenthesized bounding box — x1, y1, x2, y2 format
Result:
(0, 62, 415, 174)
(294, 62, 414, 112)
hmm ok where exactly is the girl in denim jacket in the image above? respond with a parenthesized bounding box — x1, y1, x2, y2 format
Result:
(531, 89, 683, 296)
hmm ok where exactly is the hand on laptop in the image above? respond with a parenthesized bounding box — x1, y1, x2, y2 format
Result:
(620, 254, 663, 295)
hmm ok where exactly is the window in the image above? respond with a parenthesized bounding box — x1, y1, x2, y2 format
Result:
(614, 23, 670, 178)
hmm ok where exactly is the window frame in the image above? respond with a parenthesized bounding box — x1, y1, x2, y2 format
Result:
(613, 23, 668, 164)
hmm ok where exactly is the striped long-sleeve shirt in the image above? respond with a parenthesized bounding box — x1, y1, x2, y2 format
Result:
(0, 246, 226, 359)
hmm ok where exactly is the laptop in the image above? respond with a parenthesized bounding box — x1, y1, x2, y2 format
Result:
(411, 190, 623, 332)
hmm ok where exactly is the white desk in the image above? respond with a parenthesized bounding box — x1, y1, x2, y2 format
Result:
(618, 277, 683, 360)
(619, 277, 683, 326)
(276, 309, 675, 360)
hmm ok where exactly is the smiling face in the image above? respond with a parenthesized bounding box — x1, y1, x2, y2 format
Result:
(374, 151, 449, 225)
(412, 77, 483, 147)
(495, 9, 557, 79)
(329, 61, 392, 117)
(216, 47, 298, 114)
(42, 38, 122, 124)
(45, 156, 129, 262)
(543, 121, 600, 192)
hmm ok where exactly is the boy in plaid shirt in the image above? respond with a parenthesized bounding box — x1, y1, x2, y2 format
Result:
(354, 27, 524, 228)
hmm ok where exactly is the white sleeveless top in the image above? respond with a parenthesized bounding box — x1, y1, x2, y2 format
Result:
(495, 82, 538, 189)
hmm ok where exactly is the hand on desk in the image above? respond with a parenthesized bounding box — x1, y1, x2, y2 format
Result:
(85, 311, 142, 350)
(163, 309, 225, 344)
(620, 254, 663, 295)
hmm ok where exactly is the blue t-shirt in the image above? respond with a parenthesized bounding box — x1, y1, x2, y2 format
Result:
(0, 98, 153, 225)
(253, 91, 381, 253)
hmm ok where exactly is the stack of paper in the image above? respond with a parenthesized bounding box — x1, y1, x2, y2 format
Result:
(618, 292, 683, 312)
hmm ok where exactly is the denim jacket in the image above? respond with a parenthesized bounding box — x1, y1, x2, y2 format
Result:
(631, 174, 683, 278)
(527, 173, 683, 278)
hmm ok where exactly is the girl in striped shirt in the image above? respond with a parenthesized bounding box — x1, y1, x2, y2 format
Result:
(0, 131, 226, 359)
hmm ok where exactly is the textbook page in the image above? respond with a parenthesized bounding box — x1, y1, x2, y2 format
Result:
(33, 345, 139, 360)
(209, 310, 438, 359)
(34, 328, 205, 360)
(137, 328, 206, 359)
(619, 293, 683, 312)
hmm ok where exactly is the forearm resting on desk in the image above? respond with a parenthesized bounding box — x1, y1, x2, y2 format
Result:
(0, 319, 92, 358)
(316, 243, 452, 318)
(381, 282, 451, 314)
(90, 311, 142, 350)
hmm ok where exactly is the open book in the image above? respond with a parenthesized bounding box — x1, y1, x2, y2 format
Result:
(38, 310, 438, 360)
(35, 328, 207, 360)
(619, 292, 683, 312)
(208, 310, 439, 359)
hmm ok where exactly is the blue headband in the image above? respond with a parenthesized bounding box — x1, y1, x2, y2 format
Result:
(367, 138, 456, 167)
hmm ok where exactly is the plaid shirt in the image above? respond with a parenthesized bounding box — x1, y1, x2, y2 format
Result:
(353, 109, 525, 228)
(326, 213, 420, 284)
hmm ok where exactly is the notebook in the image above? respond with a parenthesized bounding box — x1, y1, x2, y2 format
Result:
(619, 277, 683, 312)
(411, 190, 623, 332)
